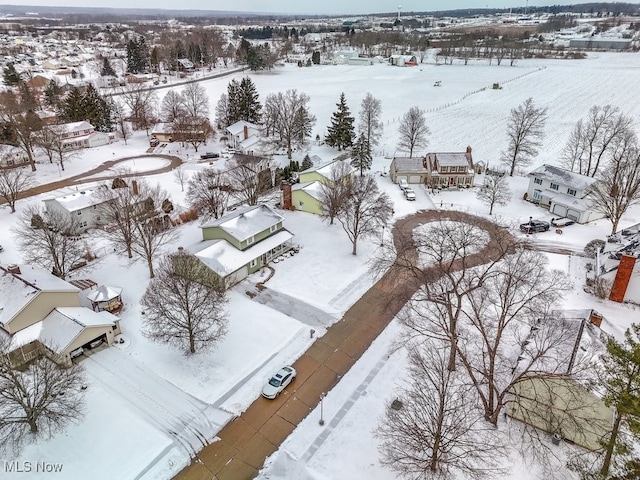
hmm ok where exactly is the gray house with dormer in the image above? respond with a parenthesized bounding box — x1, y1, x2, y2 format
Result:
(526, 164, 605, 224)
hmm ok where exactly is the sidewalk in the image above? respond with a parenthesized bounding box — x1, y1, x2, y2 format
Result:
(173, 209, 511, 480)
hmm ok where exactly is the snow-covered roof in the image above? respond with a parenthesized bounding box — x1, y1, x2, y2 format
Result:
(87, 285, 122, 302)
(190, 230, 294, 277)
(548, 191, 596, 211)
(529, 164, 598, 191)
(0, 264, 80, 328)
(200, 204, 284, 242)
(428, 152, 472, 167)
(10, 307, 118, 354)
(239, 135, 261, 149)
(43, 184, 109, 212)
(293, 181, 323, 201)
(226, 120, 261, 136)
(392, 157, 426, 173)
(315, 159, 356, 179)
(56, 120, 94, 133)
(152, 122, 173, 135)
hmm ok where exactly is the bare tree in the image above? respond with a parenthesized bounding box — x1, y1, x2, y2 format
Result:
(129, 181, 179, 278)
(336, 174, 393, 255)
(500, 98, 547, 176)
(214, 93, 229, 129)
(110, 99, 132, 145)
(0, 91, 42, 172)
(186, 168, 230, 219)
(476, 173, 512, 215)
(12, 205, 88, 279)
(398, 106, 429, 158)
(318, 160, 353, 225)
(0, 166, 35, 213)
(171, 114, 213, 152)
(227, 162, 261, 206)
(590, 131, 640, 234)
(0, 338, 86, 453)
(141, 251, 228, 354)
(561, 105, 633, 177)
(376, 340, 506, 480)
(119, 83, 158, 133)
(35, 125, 80, 171)
(358, 92, 383, 148)
(173, 166, 188, 192)
(160, 89, 186, 123)
(180, 82, 210, 119)
(263, 89, 316, 159)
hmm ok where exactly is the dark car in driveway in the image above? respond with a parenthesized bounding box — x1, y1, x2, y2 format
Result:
(520, 219, 550, 233)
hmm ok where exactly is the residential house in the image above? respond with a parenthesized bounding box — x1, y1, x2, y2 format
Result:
(507, 309, 613, 451)
(597, 222, 640, 304)
(526, 164, 604, 223)
(0, 264, 121, 367)
(151, 122, 174, 143)
(286, 157, 354, 215)
(176, 58, 195, 71)
(389, 147, 475, 188)
(188, 204, 294, 288)
(47, 121, 115, 150)
(43, 184, 110, 232)
(225, 120, 262, 152)
(0, 144, 30, 168)
(389, 54, 418, 66)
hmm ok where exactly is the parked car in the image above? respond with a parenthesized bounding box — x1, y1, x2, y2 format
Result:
(149, 138, 159, 147)
(398, 179, 409, 191)
(200, 152, 219, 160)
(404, 188, 416, 201)
(519, 220, 550, 233)
(262, 366, 296, 399)
(551, 217, 575, 227)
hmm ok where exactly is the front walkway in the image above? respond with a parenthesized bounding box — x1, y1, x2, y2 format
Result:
(173, 209, 512, 480)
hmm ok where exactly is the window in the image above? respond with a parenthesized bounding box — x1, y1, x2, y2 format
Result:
(534, 178, 542, 185)
(270, 225, 277, 233)
(459, 166, 466, 172)
(567, 188, 577, 196)
(250, 258, 257, 267)
(533, 189, 542, 201)
(550, 183, 559, 190)
(247, 236, 254, 246)
(440, 166, 448, 173)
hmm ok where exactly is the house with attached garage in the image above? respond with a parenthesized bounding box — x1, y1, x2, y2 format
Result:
(188, 204, 294, 288)
(390, 147, 475, 189)
(283, 157, 354, 215)
(526, 164, 604, 224)
(0, 263, 121, 367)
(43, 184, 110, 232)
(46, 120, 115, 150)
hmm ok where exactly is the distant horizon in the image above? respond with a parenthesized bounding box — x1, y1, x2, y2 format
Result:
(1, 0, 639, 16)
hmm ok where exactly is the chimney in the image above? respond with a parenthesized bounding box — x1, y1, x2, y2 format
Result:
(466, 146, 472, 153)
(281, 182, 292, 210)
(7, 264, 21, 275)
(609, 254, 637, 303)
(132, 180, 139, 196)
(589, 311, 603, 328)
(243, 125, 249, 140)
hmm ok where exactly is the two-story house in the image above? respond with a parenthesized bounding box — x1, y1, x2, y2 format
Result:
(286, 158, 354, 215)
(225, 120, 263, 154)
(47, 120, 114, 150)
(526, 164, 604, 224)
(43, 184, 110, 232)
(188, 204, 294, 288)
(0, 144, 30, 168)
(0, 264, 121, 367)
(390, 147, 475, 188)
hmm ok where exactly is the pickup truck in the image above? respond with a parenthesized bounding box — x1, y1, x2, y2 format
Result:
(200, 152, 219, 160)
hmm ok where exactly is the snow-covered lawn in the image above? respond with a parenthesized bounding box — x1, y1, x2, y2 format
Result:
(1, 51, 640, 479)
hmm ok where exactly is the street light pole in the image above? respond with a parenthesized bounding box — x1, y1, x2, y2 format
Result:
(319, 393, 325, 426)
(381, 225, 385, 246)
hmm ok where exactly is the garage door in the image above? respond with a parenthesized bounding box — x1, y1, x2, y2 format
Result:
(409, 175, 422, 184)
(226, 266, 248, 288)
(567, 210, 580, 222)
(396, 175, 407, 183)
(552, 204, 567, 217)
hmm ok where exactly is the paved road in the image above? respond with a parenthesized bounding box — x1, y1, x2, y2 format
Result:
(173, 209, 514, 480)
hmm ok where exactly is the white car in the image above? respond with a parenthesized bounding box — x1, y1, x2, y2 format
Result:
(398, 179, 409, 191)
(262, 366, 297, 399)
(404, 188, 416, 201)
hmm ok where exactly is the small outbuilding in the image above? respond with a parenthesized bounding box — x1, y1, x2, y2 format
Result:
(87, 285, 124, 314)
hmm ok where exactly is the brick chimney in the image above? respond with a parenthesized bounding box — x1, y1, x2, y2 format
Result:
(132, 180, 139, 196)
(589, 311, 603, 328)
(243, 125, 249, 140)
(466, 146, 472, 153)
(609, 254, 637, 303)
(281, 182, 292, 210)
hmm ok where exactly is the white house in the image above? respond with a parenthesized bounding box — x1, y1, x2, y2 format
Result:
(0, 144, 30, 168)
(43, 184, 110, 232)
(47, 121, 115, 150)
(225, 120, 262, 152)
(526, 164, 604, 224)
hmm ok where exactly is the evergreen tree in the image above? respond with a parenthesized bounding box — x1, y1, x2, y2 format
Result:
(126, 37, 149, 74)
(2, 62, 21, 86)
(82, 84, 113, 132)
(150, 47, 160, 74)
(59, 87, 86, 122)
(100, 56, 116, 77)
(226, 79, 242, 124)
(351, 132, 372, 176)
(301, 154, 313, 170)
(325, 92, 355, 151)
(226, 77, 262, 124)
(312, 51, 320, 64)
(598, 324, 640, 478)
(43, 79, 63, 111)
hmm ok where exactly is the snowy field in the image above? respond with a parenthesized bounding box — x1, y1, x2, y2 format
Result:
(1, 51, 640, 479)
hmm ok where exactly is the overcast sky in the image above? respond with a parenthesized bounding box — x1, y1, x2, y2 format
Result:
(1, 1, 636, 16)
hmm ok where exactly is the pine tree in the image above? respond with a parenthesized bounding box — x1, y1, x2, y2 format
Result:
(82, 84, 113, 132)
(2, 62, 21, 86)
(43, 79, 63, 111)
(301, 154, 313, 170)
(126, 37, 149, 74)
(238, 77, 262, 123)
(100, 56, 116, 77)
(59, 87, 86, 122)
(325, 92, 355, 151)
(351, 133, 372, 176)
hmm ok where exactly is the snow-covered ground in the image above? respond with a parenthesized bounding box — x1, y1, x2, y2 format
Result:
(1, 51, 640, 479)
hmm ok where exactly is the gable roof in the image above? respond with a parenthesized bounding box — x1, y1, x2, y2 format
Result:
(226, 120, 261, 136)
(199, 204, 284, 242)
(292, 181, 323, 201)
(427, 152, 473, 168)
(43, 184, 109, 212)
(529, 164, 598, 191)
(391, 157, 426, 173)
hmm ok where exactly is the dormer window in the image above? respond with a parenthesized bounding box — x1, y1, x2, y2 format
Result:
(534, 178, 542, 185)
(550, 183, 559, 190)
(247, 236, 254, 246)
